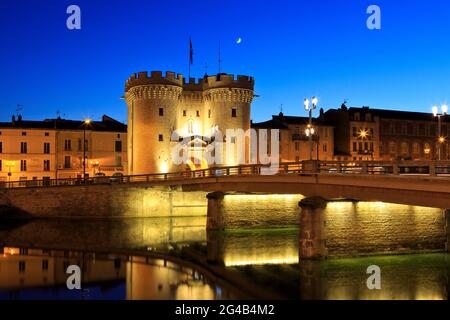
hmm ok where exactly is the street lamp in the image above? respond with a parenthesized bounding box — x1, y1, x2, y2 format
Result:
(432, 105, 447, 160)
(304, 97, 318, 160)
(83, 119, 91, 181)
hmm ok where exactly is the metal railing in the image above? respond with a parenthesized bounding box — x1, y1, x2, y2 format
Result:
(1, 160, 449, 189)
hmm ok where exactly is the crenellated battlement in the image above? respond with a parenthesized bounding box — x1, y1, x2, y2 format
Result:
(125, 71, 254, 93)
(125, 71, 184, 92)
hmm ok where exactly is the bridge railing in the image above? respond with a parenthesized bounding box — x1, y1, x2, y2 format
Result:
(1, 161, 449, 189)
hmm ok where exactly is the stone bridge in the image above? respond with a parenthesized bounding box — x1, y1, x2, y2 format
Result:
(1, 160, 449, 259)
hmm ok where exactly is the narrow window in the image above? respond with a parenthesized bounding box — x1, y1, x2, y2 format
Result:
(115, 141, 122, 152)
(159, 108, 164, 116)
(208, 109, 211, 118)
(20, 142, 27, 154)
(231, 109, 237, 118)
(20, 160, 27, 172)
(196, 110, 200, 117)
(183, 110, 187, 117)
(159, 134, 164, 142)
(65, 139, 72, 151)
(44, 142, 50, 154)
(64, 156, 71, 169)
(43, 160, 50, 171)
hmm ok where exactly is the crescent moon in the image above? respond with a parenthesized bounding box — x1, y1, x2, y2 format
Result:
(236, 37, 242, 44)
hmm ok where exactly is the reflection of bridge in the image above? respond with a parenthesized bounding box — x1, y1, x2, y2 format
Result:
(1, 160, 449, 260)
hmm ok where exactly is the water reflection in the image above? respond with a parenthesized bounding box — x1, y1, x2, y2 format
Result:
(0, 217, 449, 300)
(0, 247, 234, 300)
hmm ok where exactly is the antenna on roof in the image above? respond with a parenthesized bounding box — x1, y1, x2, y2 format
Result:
(280, 104, 284, 113)
(56, 110, 61, 119)
(218, 41, 222, 74)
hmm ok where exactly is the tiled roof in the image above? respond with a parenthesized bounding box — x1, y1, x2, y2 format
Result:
(0, 115, 127, 132)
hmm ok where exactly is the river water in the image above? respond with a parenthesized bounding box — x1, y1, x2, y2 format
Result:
(0, 213, 449, 300)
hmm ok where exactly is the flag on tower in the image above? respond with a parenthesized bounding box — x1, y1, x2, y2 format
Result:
(189, 38, 194, 65)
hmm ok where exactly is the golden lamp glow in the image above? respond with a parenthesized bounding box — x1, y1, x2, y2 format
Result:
(438, 136, 445, 143)
(359, 129, 368, 139)
(84, 118, 92, 124)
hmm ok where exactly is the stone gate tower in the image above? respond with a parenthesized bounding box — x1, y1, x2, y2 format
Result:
(125, 71, 255, 175)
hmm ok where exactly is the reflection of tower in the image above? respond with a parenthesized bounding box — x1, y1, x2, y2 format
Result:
(125, 71, 254, 174)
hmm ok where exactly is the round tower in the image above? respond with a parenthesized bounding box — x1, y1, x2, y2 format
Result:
(125, 71, 183, 175)
(204, 74, 255, 166)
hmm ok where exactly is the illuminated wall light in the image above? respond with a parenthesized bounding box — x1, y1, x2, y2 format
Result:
(224, 257, 299, 267)
(224, 194, 303, 202)
(326, 201, 353, 211)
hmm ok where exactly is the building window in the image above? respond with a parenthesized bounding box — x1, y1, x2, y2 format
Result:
(18, 261, 26, 273)
(159, 134, 164, 142)
(231, 108, 237, 118)
(358, 142, 363, 151)
(0, 160, 2, 171)
(20, 160, 27, 172)
(413, 142, 420, 154)
(0, 141, 2, 153)
(183, 110, 187, 117)
(230, 137, 236, 144)
(44, 142, 50, 154)
(208, 109, 211, 118)
(43, 160, 50, 171)
(159, 107, 164, 116)
(401, 142, 409, 154)
(64, 156, 71, 169)
(45, 132, 49, 136)
(21, 132, 27, 136)
(65, 139, 72, 151)
(196, 110, 200, 117)
(42, 260, 49, 271)
(20, 142, 27, 154)
(389, 141, 397, 154)
(354, 113, 360, 121)
(115, 141, 122, 152)
(353, 142, 357, 152)
(323, 144, 327, 152)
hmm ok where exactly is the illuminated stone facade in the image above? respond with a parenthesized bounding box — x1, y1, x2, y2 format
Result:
(0, 115, 127, 182)
(125, 71, 254, 175)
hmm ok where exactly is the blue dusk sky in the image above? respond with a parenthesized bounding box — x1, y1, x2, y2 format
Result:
(0, 0, 449, 123)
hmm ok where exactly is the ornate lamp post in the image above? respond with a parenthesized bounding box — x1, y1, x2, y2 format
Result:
(83, 119, 91, 181)
(304, 97, 318, 160)
(432, 105, 447, 160)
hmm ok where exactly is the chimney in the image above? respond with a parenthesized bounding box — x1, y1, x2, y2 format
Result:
(11, 115, 16, 124)
(18, 114, 22, 122)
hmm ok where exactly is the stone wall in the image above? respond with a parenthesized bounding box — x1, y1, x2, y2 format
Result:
(0, 185, 207, 218)
(325, 201, 445, 257)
